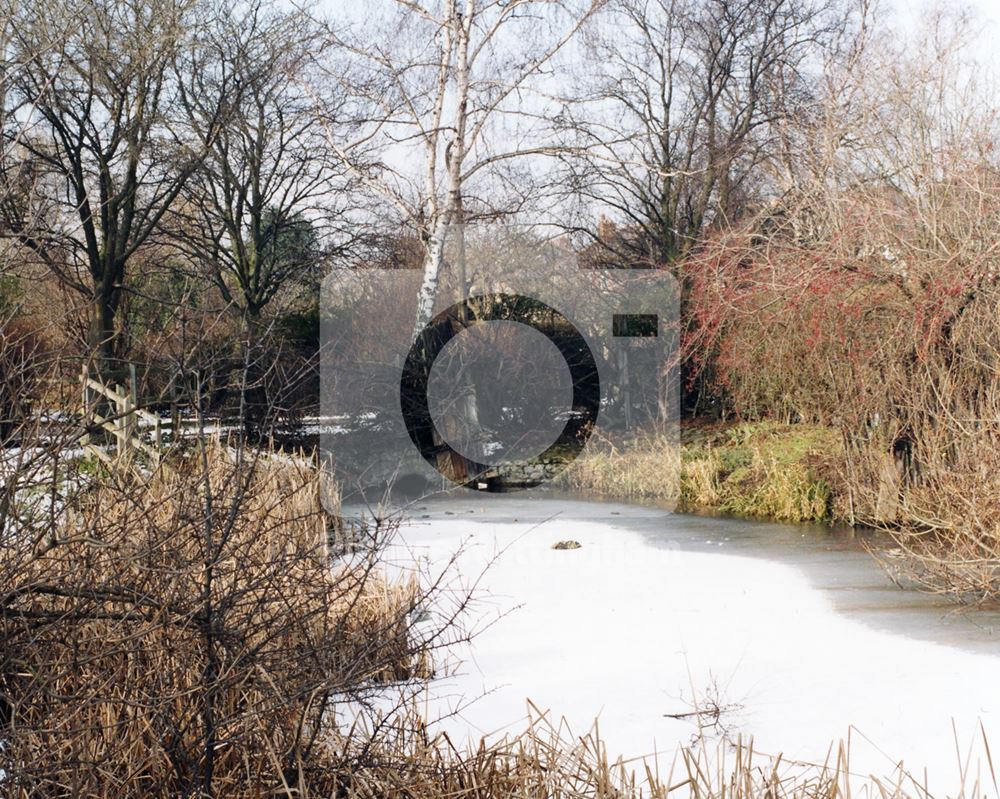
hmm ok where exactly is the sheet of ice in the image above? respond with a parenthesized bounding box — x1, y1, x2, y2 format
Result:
(385, 499, 1000, 795)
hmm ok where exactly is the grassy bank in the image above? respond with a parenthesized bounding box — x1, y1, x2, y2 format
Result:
(561, 421, 846, 525)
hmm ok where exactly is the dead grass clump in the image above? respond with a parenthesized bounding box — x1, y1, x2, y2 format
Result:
(332, 703, 955, 799)
(720, 451, 832, 524)
(0, 444, 432, 796)
(560, 435, 681, 503)
(681, 451, 724, 507)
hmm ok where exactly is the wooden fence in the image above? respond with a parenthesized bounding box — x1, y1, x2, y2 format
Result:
(80, 365, 163, 464)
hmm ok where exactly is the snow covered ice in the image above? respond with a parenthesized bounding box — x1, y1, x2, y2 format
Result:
(376, 495, 1000, 794)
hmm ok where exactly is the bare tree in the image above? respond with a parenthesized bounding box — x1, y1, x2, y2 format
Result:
(564, 0, 845, 267)
(326, 0, 601, 334)
(172, 2, 352, 322)
(317, 0, 602, 484)
(0, 0, 226, 372)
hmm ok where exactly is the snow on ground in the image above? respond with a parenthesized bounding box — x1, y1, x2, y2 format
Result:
(383, 500, 1000, 795)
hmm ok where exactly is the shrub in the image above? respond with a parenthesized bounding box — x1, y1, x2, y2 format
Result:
(0, 445, 434, 795)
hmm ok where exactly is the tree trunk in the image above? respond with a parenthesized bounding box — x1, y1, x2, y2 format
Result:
(88, 289, 117, 371)
(413, 222, 447, 339)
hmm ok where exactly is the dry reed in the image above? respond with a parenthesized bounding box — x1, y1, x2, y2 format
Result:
(0, 444, 430, 795)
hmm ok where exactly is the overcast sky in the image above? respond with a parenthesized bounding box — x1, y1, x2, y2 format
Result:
(893, 0, 1000, 64)
(896, 0, 1000, 28)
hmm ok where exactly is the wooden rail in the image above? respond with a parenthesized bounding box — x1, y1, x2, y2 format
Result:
(80, 365, 163, 464)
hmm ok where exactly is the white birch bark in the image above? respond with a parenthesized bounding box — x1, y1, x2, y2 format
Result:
(412, 0, 473, 338)
(322, 0, 596, 336)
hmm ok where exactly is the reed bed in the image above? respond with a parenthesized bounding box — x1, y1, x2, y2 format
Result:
(560, 434, 682, 503)
(562, 425, 837, 524)
(0, 444, 431, 796)
(0, 442, 984, 796)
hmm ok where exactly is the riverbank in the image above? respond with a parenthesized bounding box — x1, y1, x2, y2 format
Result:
(561, 421, 846, 524)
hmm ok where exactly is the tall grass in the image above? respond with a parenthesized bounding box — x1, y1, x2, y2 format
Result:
(333, 704, 988, 799)
(681, 450, 724, 507)
(560, 434, 681, 503)
(562, 424, 837, 524)
(718, 450, 832, 523)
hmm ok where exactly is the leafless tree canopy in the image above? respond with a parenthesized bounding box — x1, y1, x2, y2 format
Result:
(562, 0, 850, 266)
(0, 0, 223, 366)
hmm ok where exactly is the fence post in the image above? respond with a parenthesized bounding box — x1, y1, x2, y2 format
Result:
(127, 364, 138, 457)
(115, 383, 128, 458)
(129, 364, 138, 414)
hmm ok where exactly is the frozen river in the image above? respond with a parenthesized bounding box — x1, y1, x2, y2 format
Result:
(374, 493, 1000, 794)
